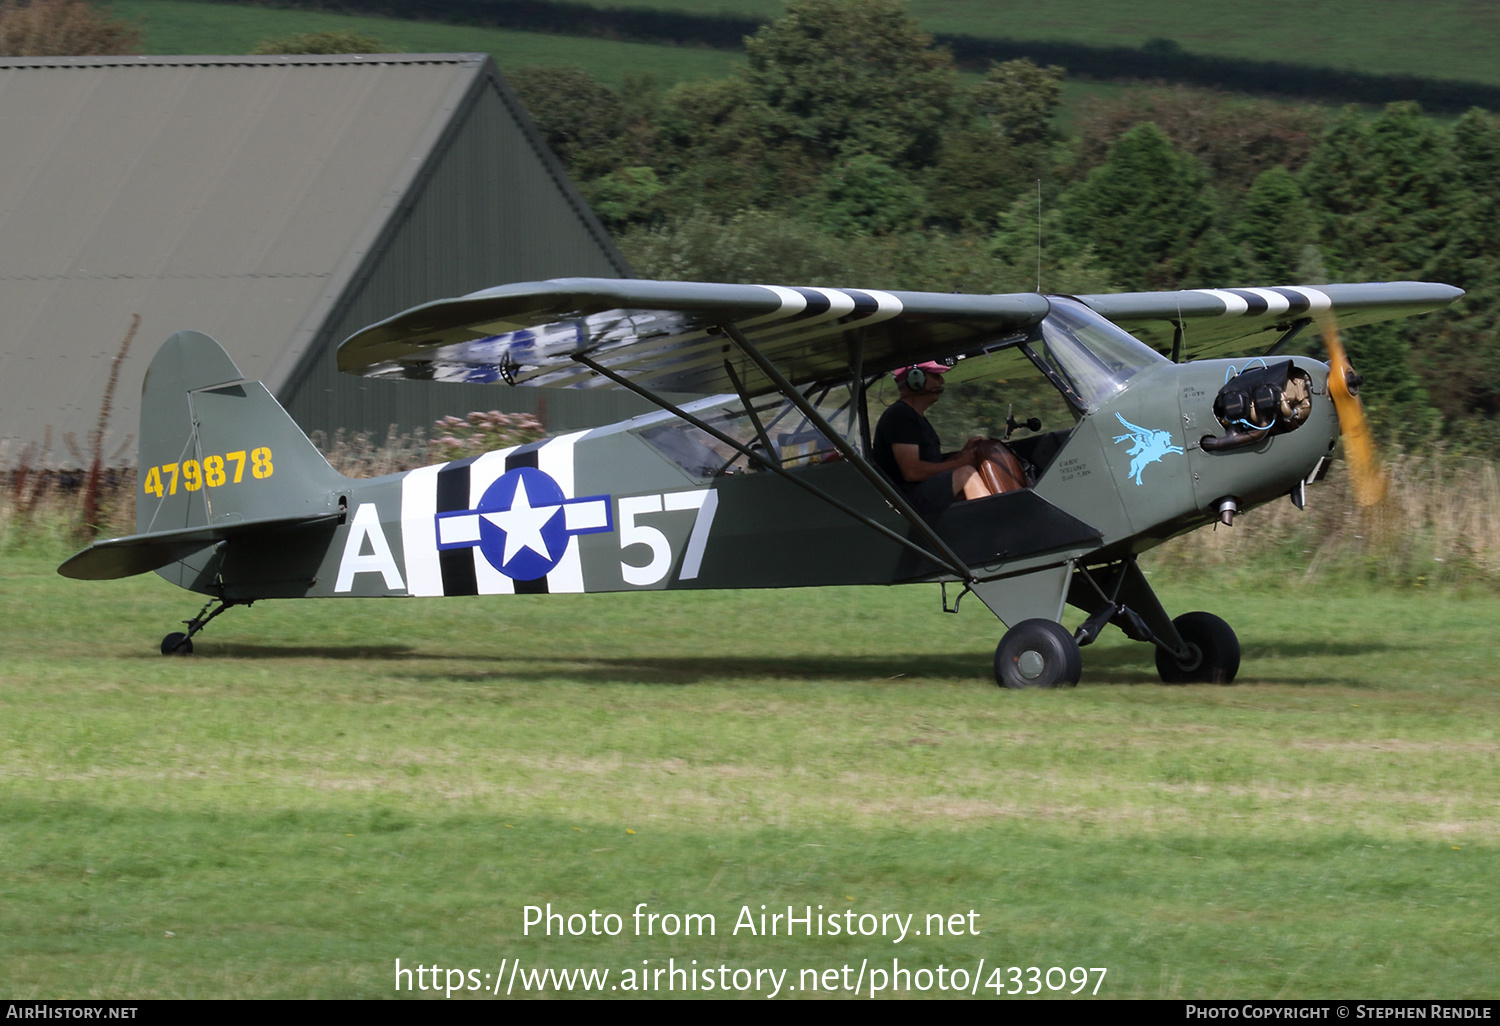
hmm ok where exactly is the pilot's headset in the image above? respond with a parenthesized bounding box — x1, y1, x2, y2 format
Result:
(902, 365, 943, 393)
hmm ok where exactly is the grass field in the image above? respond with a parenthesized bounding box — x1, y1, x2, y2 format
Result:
(110, 0, 743, 84)
(9, 0, 1493, 1000)
(107, 0, 1500, 94)
(3, 541, 1497, 999)
(553, 0, 1500, 87)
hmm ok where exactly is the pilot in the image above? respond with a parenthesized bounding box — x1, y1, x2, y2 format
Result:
(872, 362, 1027, 514)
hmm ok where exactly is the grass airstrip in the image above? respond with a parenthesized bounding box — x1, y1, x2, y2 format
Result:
(2, 545, 1497, 998)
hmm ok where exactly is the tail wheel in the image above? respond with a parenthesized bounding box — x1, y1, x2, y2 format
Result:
(1156, 612, 1239, 684)
(994, 619, 1082, 689)
(160, 632, 194, 656)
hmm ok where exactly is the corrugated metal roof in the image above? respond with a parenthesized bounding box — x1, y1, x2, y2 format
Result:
(0, 53, 627, 468)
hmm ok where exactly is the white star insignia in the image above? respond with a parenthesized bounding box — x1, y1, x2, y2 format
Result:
(482, 475, 561, 565)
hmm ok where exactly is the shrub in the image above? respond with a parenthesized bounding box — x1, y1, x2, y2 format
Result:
(250, 31, 386, 55)
(0, 0, 140, 57)
(429, 411, 546, 464)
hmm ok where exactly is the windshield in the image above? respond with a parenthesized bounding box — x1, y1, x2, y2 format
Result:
(1029, 297, 1169, 411)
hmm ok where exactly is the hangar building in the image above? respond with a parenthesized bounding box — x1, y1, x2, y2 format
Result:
(0, 53, 640, 469)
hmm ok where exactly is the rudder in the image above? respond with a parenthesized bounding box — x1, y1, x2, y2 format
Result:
(137, 331, 345, 537)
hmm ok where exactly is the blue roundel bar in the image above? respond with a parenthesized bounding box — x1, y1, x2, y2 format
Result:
(434, 466, 613, 581)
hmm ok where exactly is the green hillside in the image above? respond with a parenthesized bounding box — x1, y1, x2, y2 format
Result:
(110, 1, 1500, 91)
(85, 1, 1500, 450)
(569, 0, 1500, 87)
(110, 0, 741, 84)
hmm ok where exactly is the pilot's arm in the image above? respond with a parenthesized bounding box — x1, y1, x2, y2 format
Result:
(891, 441, 979, 483)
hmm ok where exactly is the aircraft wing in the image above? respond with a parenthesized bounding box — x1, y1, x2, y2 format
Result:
(338, 279, 1464, 394)
(338, 278, 1051, 397)
(1076, 281, 1465, 360)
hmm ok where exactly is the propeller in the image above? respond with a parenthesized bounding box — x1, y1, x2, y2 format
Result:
(1319, 317, 1388, 507)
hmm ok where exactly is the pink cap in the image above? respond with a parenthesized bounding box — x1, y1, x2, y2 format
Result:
(893, 361, 951, 383)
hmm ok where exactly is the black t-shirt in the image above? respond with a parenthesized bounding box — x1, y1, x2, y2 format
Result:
(872, 400, 943, 492)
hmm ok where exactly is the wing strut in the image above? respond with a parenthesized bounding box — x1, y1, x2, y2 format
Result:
(1264, 317, 1312, 357)
(722, 359, 782, 470)
(717, 321, 977, 583)
(572, 353, 974, 579)
(846, 329, 869, 453)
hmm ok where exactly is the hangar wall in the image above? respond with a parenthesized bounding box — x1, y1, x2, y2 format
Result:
(0, 54, 658, 470)
(278, 60, 658, 439)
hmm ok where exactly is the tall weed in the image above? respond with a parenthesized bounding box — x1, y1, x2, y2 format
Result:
(0, 0, 140, 56)
(1, 469, 134, 555)
(1146, 452, 1500, 590)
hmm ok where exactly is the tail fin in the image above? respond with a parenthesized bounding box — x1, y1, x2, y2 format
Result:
(60, 332, 346, 582)
(137, 330, 344, 536)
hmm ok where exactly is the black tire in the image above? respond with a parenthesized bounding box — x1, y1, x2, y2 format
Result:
(160, 632, 193, 656)
(994, 619, 1082, 689)
(1156, 611, 1239, 684)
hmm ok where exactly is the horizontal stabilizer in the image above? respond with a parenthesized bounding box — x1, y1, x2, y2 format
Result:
(58, 512, 343, 581)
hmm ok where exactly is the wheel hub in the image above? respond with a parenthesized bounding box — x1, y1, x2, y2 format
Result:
(1175, 642, 1204, 673)
(994, 618, 1083, 689)
(1154, 612, 1240, 685)
(1016, 649, 1046, 679)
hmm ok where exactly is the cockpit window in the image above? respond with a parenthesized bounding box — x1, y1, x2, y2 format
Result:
(1029, 296, 1169, 412)
(636, 383, 856, 480)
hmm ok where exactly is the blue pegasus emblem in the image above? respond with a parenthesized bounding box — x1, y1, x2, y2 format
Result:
(1112, 413, 1184, 485)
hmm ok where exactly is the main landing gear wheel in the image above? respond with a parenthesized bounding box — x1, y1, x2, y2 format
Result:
(994, 619, 1082, 689)
(160, 632, 194, 656)
(1156, 611, 1239, 684)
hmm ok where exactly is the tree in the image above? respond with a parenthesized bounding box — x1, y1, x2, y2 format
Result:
(924, 59, 1067, 230)
(508, 66, 626, 179)
(989, 194, 1114, 295)
(1424, 109, 1500, 419)
(619, 208, 885, 286)
(971, 58, 1065, 147)
(924, 127, 1030, 229)
(742, 0, 959, 171)
(1072, 86, 1326, 195)
(584, 166, 667, 231)
(249, 31, 386, 55)
(1336, 320, 1439, 448)
(1231, 165, 1314, 282)
(1058, 122, 1231, 291)
(816, 154, 925, 236)
(1299, 104, 1461, 434)
(0, 0, 139, 56)
(1301, 103, 1454, 280)
(646, 75, 817, 215)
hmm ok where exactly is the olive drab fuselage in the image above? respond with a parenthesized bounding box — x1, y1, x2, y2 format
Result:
(61, 278, 1457, 681)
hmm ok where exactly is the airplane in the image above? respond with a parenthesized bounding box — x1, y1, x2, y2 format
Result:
(59, 278, 1462, 688)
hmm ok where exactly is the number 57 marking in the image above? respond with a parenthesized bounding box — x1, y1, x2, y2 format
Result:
(617, 490, 720, 587)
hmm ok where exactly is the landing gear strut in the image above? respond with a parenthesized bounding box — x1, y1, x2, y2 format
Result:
(972, 559, 1241, 688)
(159, 597, 244, 656)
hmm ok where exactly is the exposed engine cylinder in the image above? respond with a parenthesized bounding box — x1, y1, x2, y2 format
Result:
(1202, 360, 1313, 452)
